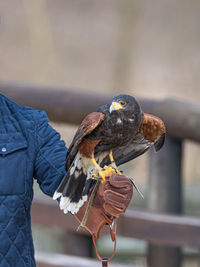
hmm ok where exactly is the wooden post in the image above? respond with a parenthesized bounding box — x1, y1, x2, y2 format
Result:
(147, 136, 183, 267)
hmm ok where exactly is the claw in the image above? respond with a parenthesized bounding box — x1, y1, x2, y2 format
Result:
(99, 166, 118, 182)
(108, 164, 122, 175)
(90, 155, 122, 183)
(90, 168, 99, 180)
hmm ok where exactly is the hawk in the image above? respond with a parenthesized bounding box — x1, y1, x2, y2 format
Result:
(53, 94, 166, 214)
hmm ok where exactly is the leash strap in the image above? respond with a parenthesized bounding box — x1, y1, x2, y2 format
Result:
(92, 218, 117, 266)
(102, 258, 109, 267)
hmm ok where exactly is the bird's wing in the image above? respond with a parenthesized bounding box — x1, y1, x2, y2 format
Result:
(113, 139, 151, 166)
(102, 113, 166, 167)
(65, 112, 105, 170)
(140, 113, 166, 152)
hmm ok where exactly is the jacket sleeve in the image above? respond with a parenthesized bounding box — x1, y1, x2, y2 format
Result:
(33, 111, 68, 197)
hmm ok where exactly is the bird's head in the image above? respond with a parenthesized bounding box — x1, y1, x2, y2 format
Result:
(110, 94, 139, 112)
(109, 94, 143, 124)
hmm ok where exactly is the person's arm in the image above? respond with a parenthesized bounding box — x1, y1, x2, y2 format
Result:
(33, 111, 68, 197)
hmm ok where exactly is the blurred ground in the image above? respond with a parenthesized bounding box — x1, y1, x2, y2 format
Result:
(1, 0, 200, 266)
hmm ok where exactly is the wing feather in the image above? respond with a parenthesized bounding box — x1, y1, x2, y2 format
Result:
(65, 112, 105, 170)
(101, 136, 151, 167)
(101, 113, 166, 167)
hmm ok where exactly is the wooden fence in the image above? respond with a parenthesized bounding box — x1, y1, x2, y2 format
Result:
(32, 198, 200, 248)
(1, 82, 200, 267)
(35, 251, 132, 267)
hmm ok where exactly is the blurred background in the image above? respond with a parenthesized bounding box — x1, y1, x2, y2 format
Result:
(1, 0, 200, 266)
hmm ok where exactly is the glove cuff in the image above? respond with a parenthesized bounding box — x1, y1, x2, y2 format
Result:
(75, 201, 113, 239)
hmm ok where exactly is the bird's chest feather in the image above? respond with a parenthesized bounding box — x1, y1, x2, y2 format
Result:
(105, 113, 136, 139)
(91, 112, 138, 153)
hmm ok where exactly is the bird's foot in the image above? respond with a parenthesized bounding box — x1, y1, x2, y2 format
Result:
(99, 165, 120, 182)
(108, 163, 122, 175)
(108, 152, 122, 175)
(90, 157, 121, 182)
(90, 168, 100, 180)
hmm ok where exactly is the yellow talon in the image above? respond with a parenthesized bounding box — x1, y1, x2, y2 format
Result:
(90, 155, 122, 183)
(115, 168, 122, 175)
(99, 166, 117, 182)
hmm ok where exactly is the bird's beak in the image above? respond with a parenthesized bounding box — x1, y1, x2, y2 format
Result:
(109, 102, 123, 113)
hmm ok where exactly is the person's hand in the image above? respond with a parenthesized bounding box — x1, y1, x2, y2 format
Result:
(92, 173, 133, 216)
(75, 173, 133, 239)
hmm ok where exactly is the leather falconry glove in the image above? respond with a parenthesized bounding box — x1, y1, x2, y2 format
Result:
(75, 173, 133, 240)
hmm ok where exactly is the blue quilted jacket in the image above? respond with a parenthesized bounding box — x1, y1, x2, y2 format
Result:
(0, 94, 68, 266)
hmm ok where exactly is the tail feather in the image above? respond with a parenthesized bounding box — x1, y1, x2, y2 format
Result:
(53, 153, 92, 214)
(71, 173, 87, 202)
(82, 178, 95, 196)
(54, 172, 69, 195)
(62, 171, 83, 198)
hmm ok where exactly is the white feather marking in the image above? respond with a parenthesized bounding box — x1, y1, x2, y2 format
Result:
(75, 208, 79, 214)
(53, 191, 62, 200)
(74, 171, 79, 178)
(76, 154, 82, 169)
(67, 203, 77, 214)
(87, 165, 94, 178)
(63, 209, 68, 214)
(129, 118, 135, 123)
(75, 153, 81, 167)
(70, 165, 75, 175)
(61, 195, 88, 214)
(70, 153, 81, 176)
(82, 195, 87, 202)
(78, 196, 87, 209)
(81, 157, 92, 175)
(78, 197, 85, 207)
(60, 196, 70, 210)
(116, 118, 122, 124)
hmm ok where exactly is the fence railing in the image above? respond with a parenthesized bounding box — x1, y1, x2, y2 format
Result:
(32, 197, 200, 247)
(1, 82, 200, 267)
(36, 251, 131, 267)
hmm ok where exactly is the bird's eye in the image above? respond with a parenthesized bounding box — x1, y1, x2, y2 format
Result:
(119, 101, 126, 106)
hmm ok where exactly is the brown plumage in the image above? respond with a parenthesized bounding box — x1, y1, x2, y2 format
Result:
(79, 138, 101, 158)
(140, 113, 166, 143)
(53, 94, 166, 214)
(75, 112, 105, 138)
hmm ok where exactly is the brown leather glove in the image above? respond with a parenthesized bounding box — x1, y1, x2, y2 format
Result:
(75, 173, 133, 239)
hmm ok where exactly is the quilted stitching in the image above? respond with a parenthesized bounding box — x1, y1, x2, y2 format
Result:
(0, 94, 67, 266)
(0, 95, 36, 266)
(0, 196, 29, 266)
